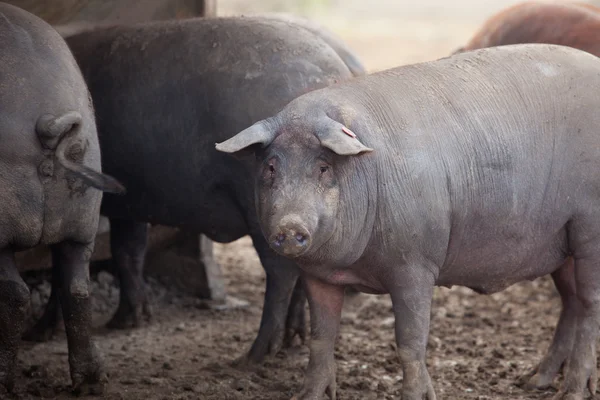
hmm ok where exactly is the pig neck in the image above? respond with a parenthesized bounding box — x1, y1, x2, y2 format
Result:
(294, 152, 380, 285)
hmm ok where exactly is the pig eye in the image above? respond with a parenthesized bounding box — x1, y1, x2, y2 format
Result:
(320, 166, 329, 174)
(269, 164, 275, 173)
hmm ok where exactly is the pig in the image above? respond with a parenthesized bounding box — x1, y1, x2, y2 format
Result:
(0, 2, 123, 394)
(217, 43, 600, 400)
(250, 13, 366, 77)
(454, 2, 600, 55)
(26, 16, 354, 364)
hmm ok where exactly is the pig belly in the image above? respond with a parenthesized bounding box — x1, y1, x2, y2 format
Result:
(437, 233, 568, 294)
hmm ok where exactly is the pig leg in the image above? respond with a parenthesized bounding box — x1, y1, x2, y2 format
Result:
(0, 250, 30, 393)
(291, 274, 344, 400)
(553, 255, 600, 400)
(22, 264, 62, 342)
(518, 258, 578, 390)
(106, 218, 152, 329)
(284, 278, 307, 348)
(242, 235, 305, 363)
(52, 241, 106, 395)
(389, 269, 436, 400)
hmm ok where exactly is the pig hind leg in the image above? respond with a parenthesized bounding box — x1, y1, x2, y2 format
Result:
(518, 258, 578, 390)
(106, 218, 152, 329)
(0, 250, 30, 393)
(553, 219, 600, 400)
(52, 241, 107, 394)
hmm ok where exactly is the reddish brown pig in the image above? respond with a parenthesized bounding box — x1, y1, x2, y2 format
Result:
(455, 2, 600, 55)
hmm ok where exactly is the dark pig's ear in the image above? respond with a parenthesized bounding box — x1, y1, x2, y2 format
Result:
(316, 117, 373, 156)
(216, 120, 276, 155)
(451, 46, 466, 55)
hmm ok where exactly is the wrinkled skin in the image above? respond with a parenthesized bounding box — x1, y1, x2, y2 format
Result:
(218, 44, 600, 400)
(27, 17, 354, 364)
(455, 2, 600, 392)
(0, 2, 121, 395)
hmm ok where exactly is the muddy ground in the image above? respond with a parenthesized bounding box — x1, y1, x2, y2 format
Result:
(10, 0, 598, 399)
(14, 239, 568, 400)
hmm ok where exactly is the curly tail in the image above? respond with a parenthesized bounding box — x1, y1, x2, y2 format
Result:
(36, 112, 126, 194)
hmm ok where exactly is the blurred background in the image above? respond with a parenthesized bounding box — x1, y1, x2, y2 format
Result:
(11, 0, 600, 72)
(219, 0, 597, 70)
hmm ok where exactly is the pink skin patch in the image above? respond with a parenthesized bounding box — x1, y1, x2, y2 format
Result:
(342, 126, 357, 138)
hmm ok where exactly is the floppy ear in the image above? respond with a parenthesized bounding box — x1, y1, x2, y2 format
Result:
(216, 120, 276, 154)
(316, 116, 373, 156)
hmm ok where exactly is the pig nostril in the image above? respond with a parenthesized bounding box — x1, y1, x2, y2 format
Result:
(274, 233, 286, 246)
(295, 233, 307, 246)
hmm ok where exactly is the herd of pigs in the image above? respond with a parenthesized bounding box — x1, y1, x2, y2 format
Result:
(2, 1, 600, 399)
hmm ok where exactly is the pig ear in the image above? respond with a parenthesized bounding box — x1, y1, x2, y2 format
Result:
(316, 117, 373, 156)
(215, 120, 276, 154)
(451, 46, 466, 55)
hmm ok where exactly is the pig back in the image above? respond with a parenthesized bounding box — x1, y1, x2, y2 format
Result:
(307, 43, 600, 270)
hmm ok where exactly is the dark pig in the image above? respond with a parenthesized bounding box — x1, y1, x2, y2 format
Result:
(28, 17, 353, 364)
(0, 2, 123, 394)
(217, 44, 600, 400)
(251, 13, 366, 77)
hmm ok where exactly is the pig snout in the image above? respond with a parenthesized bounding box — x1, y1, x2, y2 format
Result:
(269, 215, 312, 257)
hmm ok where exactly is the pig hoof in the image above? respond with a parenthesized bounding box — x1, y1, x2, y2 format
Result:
(0, 371, 15, 394)
(22, 323, 56, 342)
(71, 365, 107, 396)
(516, 370, 553, 390)
(231, 354, 252, 368)
(106, 313, 137, 329)
(284, 312, 307, 348)
(106, 302, 151, 329)
(401, 361, 436, 400)
(72, 379, 106, 397)
(243, 326, 287, 364)
(401, 389, 436, 400)
(291, 385, 336, 400)
(552, 391, 584, 400)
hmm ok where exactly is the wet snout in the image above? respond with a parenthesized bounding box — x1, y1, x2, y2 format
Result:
(269, 215, 312, 257)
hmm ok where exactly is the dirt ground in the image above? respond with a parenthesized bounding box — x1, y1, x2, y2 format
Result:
(10, 0, 600, 399)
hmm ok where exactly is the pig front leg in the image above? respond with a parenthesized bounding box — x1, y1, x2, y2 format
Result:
(291, 273, 345, 400)
(285, 278, 307, 348)
(241, 234, 306, 364)
(389, 268, 436, 400)
(106, 218, 152, 329)
(52, 241, 107, 395)
(0, 250, 30, 393)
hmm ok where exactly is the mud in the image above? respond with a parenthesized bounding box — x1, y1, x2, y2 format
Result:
(11, 236, 573, 400)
